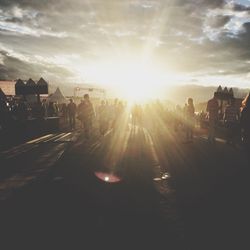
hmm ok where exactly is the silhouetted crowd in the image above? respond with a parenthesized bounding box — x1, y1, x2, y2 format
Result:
(1, 93, 250, 154)
(0, 98, 60, 130)
(64, 96, 127, 139)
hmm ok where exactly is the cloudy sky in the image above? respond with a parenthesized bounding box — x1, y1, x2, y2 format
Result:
(0, 0, 250, 90)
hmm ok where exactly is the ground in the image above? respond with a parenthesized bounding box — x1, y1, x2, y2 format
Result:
(0, 124, 249, 249)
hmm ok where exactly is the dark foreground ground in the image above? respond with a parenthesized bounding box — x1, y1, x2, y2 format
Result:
(0, 125, 249, 249)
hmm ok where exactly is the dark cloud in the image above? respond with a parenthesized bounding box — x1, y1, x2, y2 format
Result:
(5, 17, 23, 23)
(0, 50, 39, 80)
(232, 3, 250, 12)
(0, 0, 226, 13)
(203, 0, 225, 8)
(165, 0, 225, 8)
(1, 0, 250, 84)
(243, 22, 250, 32)
(218, 21, 250, 53)
(0, 0, 58, 9)
(0, 50, 73, 81)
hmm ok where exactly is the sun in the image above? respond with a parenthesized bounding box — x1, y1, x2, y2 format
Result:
(75, 58, 175, 103)
(114, 64, 163, 103)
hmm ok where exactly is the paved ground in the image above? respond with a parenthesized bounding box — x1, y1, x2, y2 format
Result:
(0, 124, 249, 249)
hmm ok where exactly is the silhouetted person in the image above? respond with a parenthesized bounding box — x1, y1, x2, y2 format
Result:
(33, 101, 45, 119)
(206, 94, 219, 143)
(61, 103, 68, 123)
(223, 98, 239, 145)
(77, 100, 85, 129)
(199, 110, 206, 128)
(111, 98, 119, 131)
(68, 99, 77, 130)
(131, 104, 139, 127)
(116, 101, 127, 132)
(47, 102, 56, 117)
(54, 102, 59, 116)
(82, 94, 95, 138)
(240, 93, 250, 154)
(42, 99, 47, 117)
(17, 99, 28, 122)
(185, 98, 195, 142)
(136, 104, 143, 126)
(98, 100, 109, 136)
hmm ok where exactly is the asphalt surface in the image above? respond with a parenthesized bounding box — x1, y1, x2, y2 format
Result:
(0, 124, 249, 249)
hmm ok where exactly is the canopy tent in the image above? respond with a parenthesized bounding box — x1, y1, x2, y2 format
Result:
(47, 87, 67, 104)
(0, 88, 7, 100)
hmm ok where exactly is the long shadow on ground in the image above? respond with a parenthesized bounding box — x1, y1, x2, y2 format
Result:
(0, 127, 184, 249)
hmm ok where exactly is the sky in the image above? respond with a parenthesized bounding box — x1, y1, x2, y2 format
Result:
(0, 0, 250, 93)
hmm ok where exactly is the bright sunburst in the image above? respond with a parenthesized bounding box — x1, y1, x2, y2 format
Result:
(75, 57, 177, 102)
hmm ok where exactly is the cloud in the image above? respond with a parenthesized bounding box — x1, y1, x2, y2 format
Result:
(207, 15, 232, 28)
(0, 50, 73, 81)
(232, 3, 250, 12)
(0, 0, 250, 86)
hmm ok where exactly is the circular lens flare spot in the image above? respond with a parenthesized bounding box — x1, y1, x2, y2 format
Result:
(95, 172, 121, 183)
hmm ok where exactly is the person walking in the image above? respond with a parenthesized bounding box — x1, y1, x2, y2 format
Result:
(77, 100, 85, 129)
(82, 94, 95, 139)
(68, 99, 77, 130)
(206, 94, 219, 143)
(47, 102, 56, 117)
(185, 98, 195, 142)
(98, 100, 109, 136)
(223, 98, 240, 145)
(61, 103, 68, 123)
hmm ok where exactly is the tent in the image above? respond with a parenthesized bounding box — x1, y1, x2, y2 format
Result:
(0, 88, 7, 100)
(47, 87, 67, 104)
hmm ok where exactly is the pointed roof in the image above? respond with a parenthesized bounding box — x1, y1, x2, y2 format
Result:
(15, 79, 25, 86)
(37, 77, 48, 86)
(224, 87, 228, 93)
(217, 85, 222, 92)
(0, 88, 6, 100)
(54, 87, 64, 97)
(48, 87, 67, 104)
(26, 78, 36, 86)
